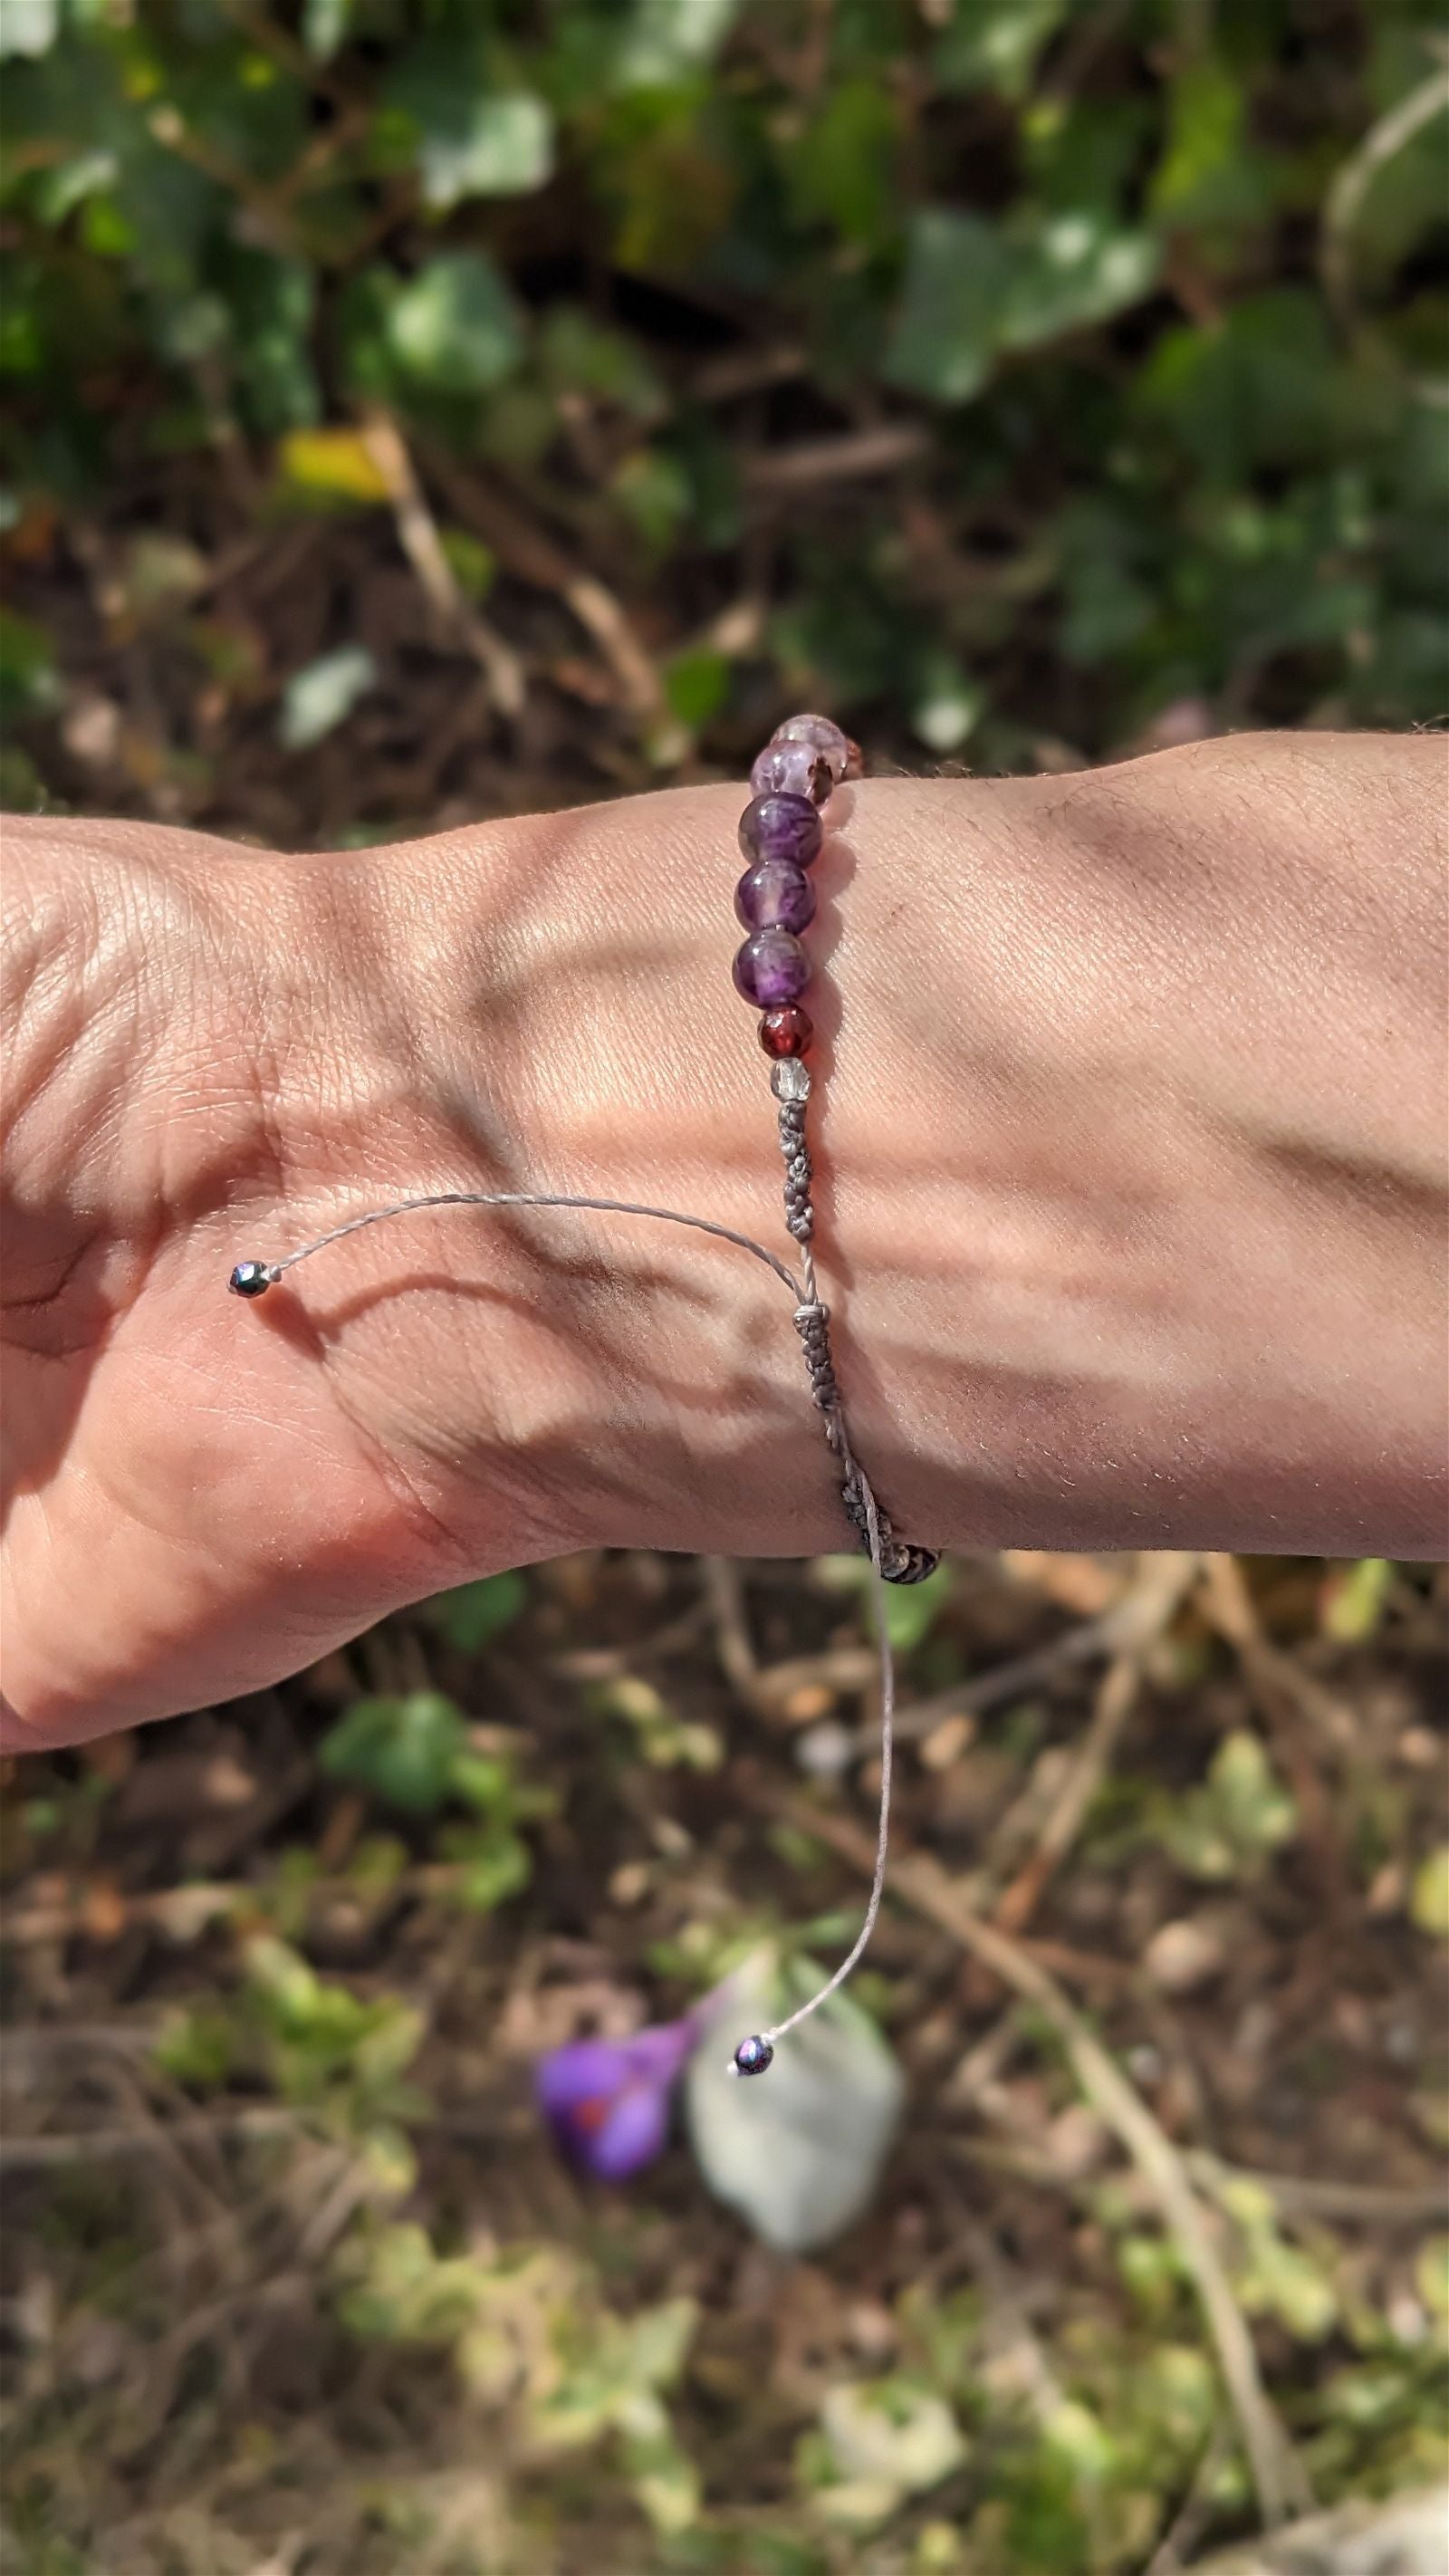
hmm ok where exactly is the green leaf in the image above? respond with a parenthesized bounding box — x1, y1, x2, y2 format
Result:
(426, 1570, 527, 1653)
(244, 1933, 323, 2026)
(886, 210, 1009, 405)
(935, 0, 1066, 101)
(437, 528, 495, 601)
(1415, 2234, 1449, 2323)
(279, 643, 377, 749)
(223, 248, 319, 438)
(621, 2419, 702, 2535)
(1162, 1731, 1298, 1882)
(34, 147, 118, 226)
(540, 307, 663, 416)
(1151, 57, 1270, 235)
(446, 1753, 509, 1815)
(0, 0, 58, 62)
(1041, 2398, 1114, 2480)
(997, 210, 1159, 351)
(1055, 498, 1155, 666)
(911, 652, 984, 753)
(387, 253, 523, 395)
(622, 2295, 698, 2391)
(1221, 2179, 1339, 2342)
(613, 0, 738, 90)
(664, 644, 729, 726)
(611, 445, 691, 554)
(351, 2000, 426, 2092)
(320, 1691, 469, 1814)
(301, 0, 351, 60)
(820, 2378, 966, 2503)
(793, 78, 897, 248)
(1137, 290, 1347, 484)
(389, 44, 553, 208)
(1319, 1556, 1395, 1642)
(336, 2221, 483, 2344)
(446, 1829, 533, 1913)
(811, 1552, 955, 1653)
(0, 607, 59, 722)
(153, 2006, 238, 2092)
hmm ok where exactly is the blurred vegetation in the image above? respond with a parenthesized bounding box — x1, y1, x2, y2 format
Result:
(2, 0, 1446, 831)
(3, 5, 1448, 2573)
(3, 1550, 1446, 2572)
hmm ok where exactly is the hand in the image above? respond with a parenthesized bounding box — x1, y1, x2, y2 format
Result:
(0, 789, 858, 1746)
(2, 818, 467, 1743)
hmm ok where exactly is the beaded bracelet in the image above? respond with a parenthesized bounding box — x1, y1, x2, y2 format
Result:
(734, 713, 939, 1598)
(226, 715, 936, 2081)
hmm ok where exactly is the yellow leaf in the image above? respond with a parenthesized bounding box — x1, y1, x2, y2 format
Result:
(278, 428, 391, 507)
(1411, 1845, 1449, 1940)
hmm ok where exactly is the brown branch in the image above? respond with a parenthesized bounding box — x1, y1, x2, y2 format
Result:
(419, 444, 666, 724)
(770, 1788, 1310, 2529)
(745, 425, 930, 494)
(0, 2108, 298, 2169)
(994, 1553, 1198, 1934)
(360, 413, 525, 717)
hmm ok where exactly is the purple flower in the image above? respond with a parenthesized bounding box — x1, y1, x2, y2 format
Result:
(536, 2018, 697, 2181)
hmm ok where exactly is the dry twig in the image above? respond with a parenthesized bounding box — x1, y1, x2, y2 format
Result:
(745, 425, 931, 492)
(360, 413, 525, 716)
(772, 1792, 1310, 2529)
(0, 2109, 299, 2169)
(421, 444, 667, 725)
(994, 1552, 1198, 1933)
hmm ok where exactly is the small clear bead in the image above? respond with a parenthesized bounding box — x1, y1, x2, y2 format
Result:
(773, 712, 861, 783)
(751, 739, 831, 805)
(771, 1057, 811, 1103)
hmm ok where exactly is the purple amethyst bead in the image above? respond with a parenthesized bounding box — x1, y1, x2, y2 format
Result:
(732, 928, 811, 1008)
(773, 712, 861, 782)
(734, 857, 816, 935)
(738, 792, 823, 871)
(750, 739, 831, 806)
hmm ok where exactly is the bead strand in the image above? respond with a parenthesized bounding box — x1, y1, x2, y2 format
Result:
(726, 711, 940, 1616)
(724, 716, 937, 2083)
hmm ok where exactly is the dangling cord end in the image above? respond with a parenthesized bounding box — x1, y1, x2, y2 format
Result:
(727, 2033, 775, 2079)
(226, 1190, 895, 2081)
(725, 1468, 895, 2077)
(228, 1260, 280, 1298)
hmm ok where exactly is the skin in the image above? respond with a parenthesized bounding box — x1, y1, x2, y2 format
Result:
(2, 732, 1445, 1750)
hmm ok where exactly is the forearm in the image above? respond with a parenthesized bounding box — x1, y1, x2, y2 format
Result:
(4, 732, 1444, 1744)
(302, 731, 1446, 1562)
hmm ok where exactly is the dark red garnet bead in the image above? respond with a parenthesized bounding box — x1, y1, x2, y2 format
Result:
(758, 1004, 813, 1058)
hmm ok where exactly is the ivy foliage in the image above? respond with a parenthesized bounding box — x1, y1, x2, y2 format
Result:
(1, 0, 1444, 795)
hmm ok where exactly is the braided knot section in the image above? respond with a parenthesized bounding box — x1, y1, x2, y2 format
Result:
(792, 1301, 839, 1411)
(777, 1097, 814, 1242)
(792, 1302, 941, 1585)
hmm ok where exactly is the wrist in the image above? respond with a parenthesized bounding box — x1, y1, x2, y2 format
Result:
(285, 735, 1444, 1570)
(342, 781, 858, 1563)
